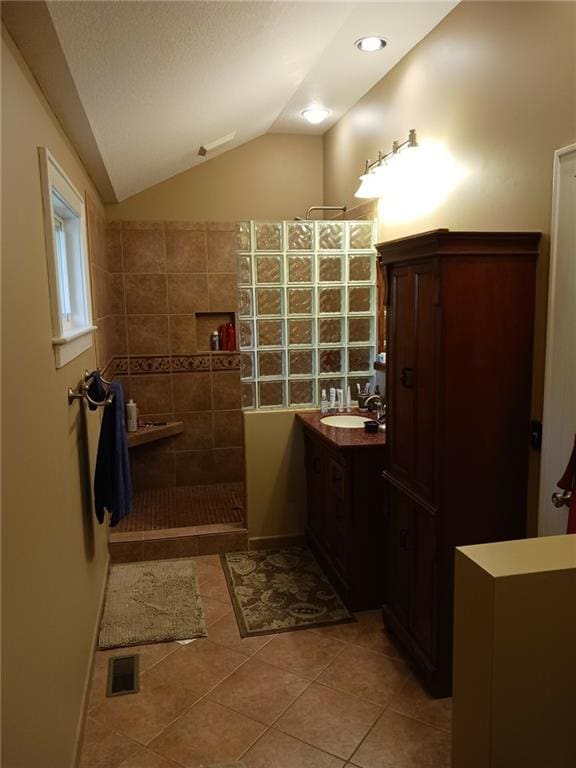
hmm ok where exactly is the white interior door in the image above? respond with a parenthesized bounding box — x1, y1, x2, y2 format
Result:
(538, 144, 576, 536)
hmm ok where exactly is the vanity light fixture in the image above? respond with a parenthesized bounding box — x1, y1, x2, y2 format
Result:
(354, 129, 418, 198)
(355, 36, 387, 52)
(301, 106, 330, 125)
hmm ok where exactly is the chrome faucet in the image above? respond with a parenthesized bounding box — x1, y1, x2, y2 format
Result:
(364, 395, 385, 420)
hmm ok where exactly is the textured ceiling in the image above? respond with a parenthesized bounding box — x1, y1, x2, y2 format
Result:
(41, 1, 457, 201)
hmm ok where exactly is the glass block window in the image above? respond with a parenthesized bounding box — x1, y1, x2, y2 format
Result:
(237, 220, 376, 409)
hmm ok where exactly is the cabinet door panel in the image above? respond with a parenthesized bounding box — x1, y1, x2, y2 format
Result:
(388, 266, 414, 483)
(385, 485, 412, 629)
(305, 437, 325, 540)
(410, 505, 437, 660)
(326, 457, 349, 578)
(412, 263, 439, 502)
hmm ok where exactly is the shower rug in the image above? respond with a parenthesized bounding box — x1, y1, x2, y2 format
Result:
(221, 545, 354, 637)
(98, 558, 207, 649)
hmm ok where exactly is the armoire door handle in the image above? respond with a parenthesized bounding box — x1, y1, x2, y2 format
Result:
(400, 367, 414, 388)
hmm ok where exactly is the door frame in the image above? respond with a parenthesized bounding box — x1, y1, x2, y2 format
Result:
(538, 142, 576, 536)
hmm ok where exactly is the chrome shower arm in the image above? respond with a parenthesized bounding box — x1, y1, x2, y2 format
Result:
(305, 205, 347, 220)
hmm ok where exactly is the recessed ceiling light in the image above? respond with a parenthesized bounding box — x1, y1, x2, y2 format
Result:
(355, 36, 387, 53)
(301, 107, 330, 125)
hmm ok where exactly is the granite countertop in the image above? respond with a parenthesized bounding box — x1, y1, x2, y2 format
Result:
(296, 409, 386, 450)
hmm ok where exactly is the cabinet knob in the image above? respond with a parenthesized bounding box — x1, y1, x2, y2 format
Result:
(399, 528, 410, 549)
(400, 367, 414, 388)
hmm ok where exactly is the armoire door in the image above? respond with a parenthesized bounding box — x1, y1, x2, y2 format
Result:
(387, 261, 438, 502)
(387, 264, 414, 485)
(411, 261, 439, 503)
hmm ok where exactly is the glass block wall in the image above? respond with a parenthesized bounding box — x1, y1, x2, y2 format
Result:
(237, 219, 377, 410)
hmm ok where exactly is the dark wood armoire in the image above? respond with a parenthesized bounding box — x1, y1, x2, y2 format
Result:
(376, 229, 541, 697)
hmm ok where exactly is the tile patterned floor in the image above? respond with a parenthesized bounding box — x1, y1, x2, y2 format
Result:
(80, 554, 452, 768)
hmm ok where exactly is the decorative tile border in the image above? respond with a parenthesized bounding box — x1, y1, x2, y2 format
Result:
(211, 353, 241, 371)
(101, 356, 128, 378)
(103, 354, 240, 375)
(171, 355, 211, 373)
(130, 356, 172, 375)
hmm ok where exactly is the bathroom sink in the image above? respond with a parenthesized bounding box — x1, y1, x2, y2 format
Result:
(320, 415, 371, 429)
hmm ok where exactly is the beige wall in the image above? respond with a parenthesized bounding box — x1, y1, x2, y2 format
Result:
(1, 27, 109, 768)
(323, 0, 576, 534)
(107, 133, 324, 222)
(243, 410, 307, 541)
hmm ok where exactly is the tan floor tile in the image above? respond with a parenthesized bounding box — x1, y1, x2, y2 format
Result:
(389, 675, 452, 732)
(317, 644, 408, 707)
(89, 667, 201, 746)
(118, 746, 182, 767)
(194, 553, 224, 570)
(207, 656, 309, 725)
(145, 640, 248, 694)
(275, 682, 382, 760)
(149, 698, 266, 767)
(89, 644, 178, 711)
(315, 611, 405, 660)
(253, 629, 346, 679)
(207, 611, 275, 656)
(202, 594, 234, 625)
(90, 641, 245, 745)
(242, 728, 345, 768)
(197, 568, 233, 604)
(351, 710, 451, 768)
(79, 717, 139, 768)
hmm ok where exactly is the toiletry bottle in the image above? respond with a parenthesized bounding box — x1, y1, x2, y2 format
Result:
(219, 324, 228, 351)
(126, 399, 138, 432)
(227, 322, 236, 351)
(346, 386, 352, 413)
(210, 330, 220, 351)
(320, 389, 328, 414)
(337, 388, 344, 413)
(329, 387, 336, 413)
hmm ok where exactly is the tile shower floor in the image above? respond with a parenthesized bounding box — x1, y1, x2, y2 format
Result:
(80, 555, 452, 768)
(115, 482, 245, 532)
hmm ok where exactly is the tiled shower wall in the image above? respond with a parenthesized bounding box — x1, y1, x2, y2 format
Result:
(89, 220, 243, 492)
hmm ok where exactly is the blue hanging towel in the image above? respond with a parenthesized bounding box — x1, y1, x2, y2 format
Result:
(92, 375, 132, 527)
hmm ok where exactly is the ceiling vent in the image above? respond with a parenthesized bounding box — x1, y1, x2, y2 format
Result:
(198, 132, 236, 157)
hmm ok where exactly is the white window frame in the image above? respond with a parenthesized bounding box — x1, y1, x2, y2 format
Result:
(38, 147, 96, 367)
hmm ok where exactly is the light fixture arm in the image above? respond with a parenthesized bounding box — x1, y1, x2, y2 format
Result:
(364, 129, 418, 173)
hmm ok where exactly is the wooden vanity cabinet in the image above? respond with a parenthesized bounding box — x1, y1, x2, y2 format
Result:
(303, 430, 385, 611)
(377, 229, 540, 697)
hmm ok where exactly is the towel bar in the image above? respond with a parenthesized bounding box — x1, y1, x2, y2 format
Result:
(84, 368, 113, 386)
(68, 372, 113, 407)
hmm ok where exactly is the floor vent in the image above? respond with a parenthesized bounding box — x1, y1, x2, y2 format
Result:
(106, 654, 139, 697)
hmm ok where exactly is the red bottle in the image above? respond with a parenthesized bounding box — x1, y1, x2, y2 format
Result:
(227, 322, 236, 351)
(218, 324, 228, 351)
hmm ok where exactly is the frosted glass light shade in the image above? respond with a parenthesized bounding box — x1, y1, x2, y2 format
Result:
(301, 107, 330, 125)
(354, 170, 383, 199)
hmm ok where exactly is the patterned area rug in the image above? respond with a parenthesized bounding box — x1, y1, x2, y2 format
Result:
(221, 546, 354, 637)
(98, 559, 207, 649)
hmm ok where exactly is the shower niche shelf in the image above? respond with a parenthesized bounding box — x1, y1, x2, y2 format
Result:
(127, 420, 183, 449)
(196, 312, 236, 351)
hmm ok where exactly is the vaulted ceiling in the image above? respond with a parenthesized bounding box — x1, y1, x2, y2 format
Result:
(3, 1, 457, 202)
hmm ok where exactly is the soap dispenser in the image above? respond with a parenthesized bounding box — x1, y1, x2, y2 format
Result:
(126, 399, 138, 432)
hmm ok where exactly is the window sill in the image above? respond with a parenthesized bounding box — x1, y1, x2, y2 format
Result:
(53, 325, 97, 368)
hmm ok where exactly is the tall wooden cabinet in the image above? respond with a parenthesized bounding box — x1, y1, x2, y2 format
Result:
(376, 229, 540, 697)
